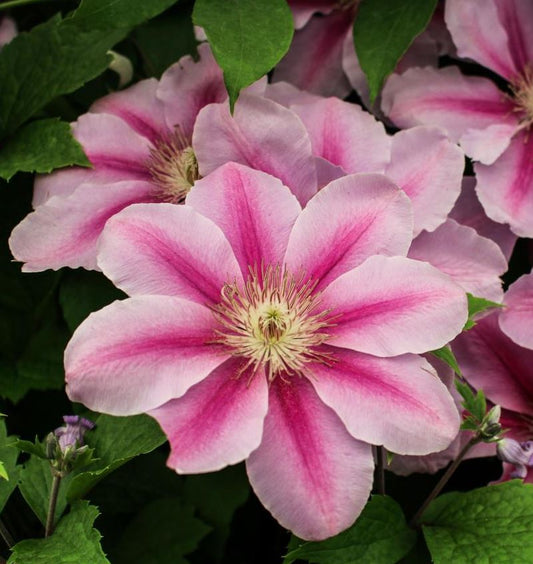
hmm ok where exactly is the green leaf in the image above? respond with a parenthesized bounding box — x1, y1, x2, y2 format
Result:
(463, 293, 503, 330)
(353, 0, 437, 101)
(455, 379, 487, 422)
(284, 496, 416, 564)
(0, 420, 20, 511)
(111, 498, 211, 564)
(0, 462, 8, 481)
(430, 347, 462, 377)
(0, 0, 177, 138)
(422, 481, 533, 563)
(193, 0, 293, 110)
(8, 500, 109, 564)
(0, 118, 90, 181)
(13, 438, 47, 459)
(66, 414, 166, 502)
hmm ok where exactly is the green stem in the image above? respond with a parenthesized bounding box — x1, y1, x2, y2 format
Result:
(0, 0, 50, 10)
(45, 474, 61, 538)
(0, 518, 14, 549)
(409, 436, 479, 528)
(376, 446, 386, 496)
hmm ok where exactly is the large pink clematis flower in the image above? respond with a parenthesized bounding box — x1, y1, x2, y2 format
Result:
(382, 0, 533, 237)
(65, 163, 466, 540)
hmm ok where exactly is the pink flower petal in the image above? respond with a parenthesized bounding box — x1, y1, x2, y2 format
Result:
(475, 131, 533, 237)
(310, 347, 460, 454)
(193, 94, 317, 205)
(149, 359, 268, 473)
(9, 181, 156, 272)
(408, 219, 507, 302)
(385, 126, 464, 236)
(382, 66, 517, 142)
(322, 255, 468, 356)
(98, 202, 243, 304)
(90, 78, 168, 145)
(157, 43, 227, 138)
(445, 0, 520, 80)
(0, 16, 17, 47)
(291, 97, 391, 174)
(452, 312, 533, 416)
(65, 296, 228, 415)
(272, 10, 352, 98)
(450, 177, 517, 261)
(186, 163, 301, 276)
(263, 81, 321, 108)
(500, 273, 533, 349)
(246, 377, 374, 541)
(287, 0, 335, 29)
(284, 173, 413, 290)
(459, 123, 518, 165)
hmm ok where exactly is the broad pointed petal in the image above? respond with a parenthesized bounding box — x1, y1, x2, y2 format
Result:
(186, 163, 301, 275)
(150, 359, 268, 473)
(9, 181, 155, 272)
(385, 126, 464, 235)
(310, 347, 460, 454)
(193, 95, 317, 205)
(382, 66, 517, 142)
(408, 219, 507, 302)
(246, 377, 374, 541)
(284, 174, 413, 290)
(500, 273, 533, 349)
(98, 203, 242, 303)
(65, 296, 228, 415)
(322, 255, 468, 356)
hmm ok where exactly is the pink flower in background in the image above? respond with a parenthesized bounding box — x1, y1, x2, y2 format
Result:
(65, 163, 466, 540)
(0, 16, 16, 48)
(499, 273, 533, 349)
(382, 0, 533, 237)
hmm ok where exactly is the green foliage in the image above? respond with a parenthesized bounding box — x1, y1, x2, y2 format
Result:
(8, 500, 109, 564)
(284, 496, 416, 564)
(0, 0, 177, 139)
(463, 293, 503, 330)
(353, 0, 437, 101)
(0, 419, 20, 512)
(0, 118, 90, 181)
(422, 481, 533, 563)
(455, 379, 486, 423)
(193, 0, 293, 110)
(111, 498, 211, 564)
(430, 346, 462, 377)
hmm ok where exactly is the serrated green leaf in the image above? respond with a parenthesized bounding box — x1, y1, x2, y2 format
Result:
(0, 420, 20, 511)
(422, 481, 533, 563)
(472, 389, 487, 422)
(284, 496, 416, 564)
(66, 414, 165, 502)
(463, 293, 503, 330)
(8, 500, 109, 564)
(430, 347, 462, 377)
(0, 118, 90, 181)
(0, 0, 177, 138)
(193, 0, 293, 110)
(353, 0, 437, 101)
(0, 461, 8, 481)
(111, 498, 211, 564)
(13, 438, 47, 459)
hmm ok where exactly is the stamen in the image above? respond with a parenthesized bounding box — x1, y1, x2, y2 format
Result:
(511, 64, 533, 127)
(211, 264, 338, 382)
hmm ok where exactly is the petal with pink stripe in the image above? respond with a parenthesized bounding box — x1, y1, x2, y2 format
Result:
(310, 346, 460, 454)
(500, 273, 533, 349)
(98, 203, 242, 304)
(284, 174, 413, 291)
(150, 359, 268, 473)
(246, 377, 374, 541)
(65, 295, 228, 415)
(322, 255, 468, 356)
(186, 163, 301, 276)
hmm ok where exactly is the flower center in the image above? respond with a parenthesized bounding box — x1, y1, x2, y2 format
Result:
(147, 127, 200, 204)
(211, 264, 336, 382)
(511, 65, 533, 127)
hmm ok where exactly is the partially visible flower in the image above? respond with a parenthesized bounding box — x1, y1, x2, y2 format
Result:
(497, 438, 533, 479)
(0, 16, 16, 49)
(499, 273, 533, 350)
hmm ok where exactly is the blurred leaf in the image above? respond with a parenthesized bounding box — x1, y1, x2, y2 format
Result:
(111, 498, 210, 564)
(193, 0, 293, 110)
(353, 0, 437, 101)
(422, 481, 533, 563)
(284, 496, 416, 564)
(430, 346, 462, 377)
(8, 500, 109, 564)
(0, 118, 90, 181)
(0, 419, 20, 511)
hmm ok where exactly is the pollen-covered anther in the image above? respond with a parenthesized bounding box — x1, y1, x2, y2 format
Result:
(511, 64, 533, 127)
(211, 264, 337, 382)
(147, 127, 200, 204)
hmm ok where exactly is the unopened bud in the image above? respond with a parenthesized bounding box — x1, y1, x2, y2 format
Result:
(54, 415, 94, 454)
(480, 405, 503, 441)
(497, 438, 533, 479)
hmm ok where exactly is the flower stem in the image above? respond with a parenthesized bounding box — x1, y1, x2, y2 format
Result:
(0, 0, 50, 11)
(45, 474, 61, 537)
(409, 436, 478, 528)
(0, 518, 14, 549)
(376, 446, 386, 495)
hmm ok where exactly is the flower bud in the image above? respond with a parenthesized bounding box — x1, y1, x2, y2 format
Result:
(54, 415, 94, 454)
(497, 438, 533, 479)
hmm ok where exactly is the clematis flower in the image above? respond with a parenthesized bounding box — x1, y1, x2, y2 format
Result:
(65, 163, 467, 540)
(453, 310, 533, 483)
(382, 0, 533, 237)
(499, 272, 533, 350)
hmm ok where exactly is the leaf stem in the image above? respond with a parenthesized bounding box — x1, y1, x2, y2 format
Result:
(0, 0, 50, 10)
(376, 446, 386, 495)
(45, 473, 61, 537)
(0, 518, 14, 548)
(409, 436, 478, 528)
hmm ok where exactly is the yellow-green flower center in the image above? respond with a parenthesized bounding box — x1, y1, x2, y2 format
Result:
(512, 65, 533, 127)
(212, 265, 336, 382)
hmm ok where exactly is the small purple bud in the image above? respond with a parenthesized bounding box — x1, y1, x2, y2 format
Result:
(54, 415, 94, 453)
(497, 438, 533, 480)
